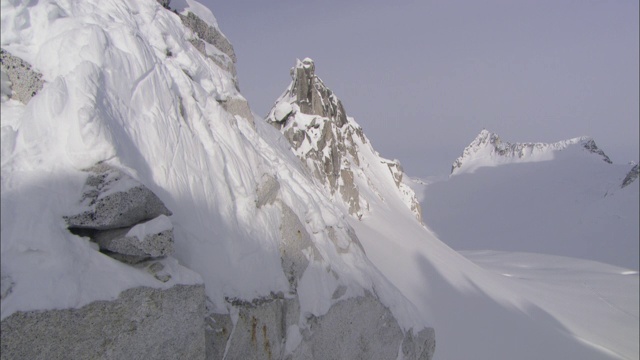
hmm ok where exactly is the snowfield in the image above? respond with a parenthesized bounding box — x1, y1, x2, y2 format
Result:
(1, 0, 637, 359)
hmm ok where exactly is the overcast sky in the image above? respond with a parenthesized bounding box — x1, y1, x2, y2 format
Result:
(201, 0, 638, 177)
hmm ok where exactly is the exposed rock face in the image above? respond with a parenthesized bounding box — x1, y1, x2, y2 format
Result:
(289, 58, 348, 127)
(292, 295, 403, 360)
(177, 10, 253, 125)
(0, 48, 44, 104)
(206, 293, 435, 360)
(266, 58, 423, 221)
(223, 294, 299, 360)
(179, 12, 237, 84)
(279, 203, 321, 290)
(218, 96, 253, 123)
(581, 139, 612, 164)
(621, 164, 639, 188)
(0, 284, 206, 360)
(401, 327, 437, 360)
(265, 58, 365, 217)
(452, 129, 613, 175)
(65, 164, 175, 263)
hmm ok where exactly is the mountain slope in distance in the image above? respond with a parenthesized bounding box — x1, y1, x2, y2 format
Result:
(417, 130, 639, 270)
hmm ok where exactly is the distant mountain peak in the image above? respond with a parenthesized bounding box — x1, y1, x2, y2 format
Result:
(451, 129, 612, 175)
(266, 59, 422, 222)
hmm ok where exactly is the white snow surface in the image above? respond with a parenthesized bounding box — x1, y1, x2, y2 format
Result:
(0, 0, 422, 334)
(1, 0, 638, 359)
(126, 214, 173, 240)
(451, 129, 605, 175)
(402, 134, 638, 358)
(416, 137, 639, 270)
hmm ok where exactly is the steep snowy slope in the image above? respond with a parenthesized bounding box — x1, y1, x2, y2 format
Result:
(418, 130, 639, 270)
(1, 0, 433, 358)
(266, 63, 638, 359)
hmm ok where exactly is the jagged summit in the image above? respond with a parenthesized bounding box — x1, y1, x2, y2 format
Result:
(451, 129, 613, 175)
(266, 58, 422, 221)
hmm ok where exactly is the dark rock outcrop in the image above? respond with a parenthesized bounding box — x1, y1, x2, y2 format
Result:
(65, 164, 174, 263)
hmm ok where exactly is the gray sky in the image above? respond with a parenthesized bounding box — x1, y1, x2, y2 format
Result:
(202, 0, 638, 177)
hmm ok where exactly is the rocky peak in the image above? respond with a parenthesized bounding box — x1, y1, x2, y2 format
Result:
(266, 59, 422, 222)
(288, 58, 348, 127)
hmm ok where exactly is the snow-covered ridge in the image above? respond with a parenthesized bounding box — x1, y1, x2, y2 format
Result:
(1, 0, 434, 357)
(265, 58, 423, 222)
(451, 129, 613, 175)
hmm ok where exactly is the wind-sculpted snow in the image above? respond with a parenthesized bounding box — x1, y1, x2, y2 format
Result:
(266, 58, 423, 222)
(0, 0, 432, 358)
(451, 129, 613, 175)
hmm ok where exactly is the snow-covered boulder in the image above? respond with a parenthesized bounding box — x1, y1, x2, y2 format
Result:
(65, 165, 172, 231)
(93, 215, 174, 264)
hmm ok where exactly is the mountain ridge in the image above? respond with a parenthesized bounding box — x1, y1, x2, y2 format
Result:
(451, 129, 613, 175)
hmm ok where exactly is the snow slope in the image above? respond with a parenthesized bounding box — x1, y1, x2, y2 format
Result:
(0, 0, 424, 338)
(2, 0, 637, 359)
(417, 130, 639, 270)
(398, 130, 639, 358)
(265, 60, 639, 358)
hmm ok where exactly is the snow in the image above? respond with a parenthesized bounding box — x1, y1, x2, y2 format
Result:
(1, 0, 637, 358)
(273, 101, 293, 122)
(418, 143, 639, 270)
(126, 214, 173, 240)
(395, 134, 638, 358)
(0, 0, 420, 334)
(351, 182, 638, 359)
(451, 129, 598, 175)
